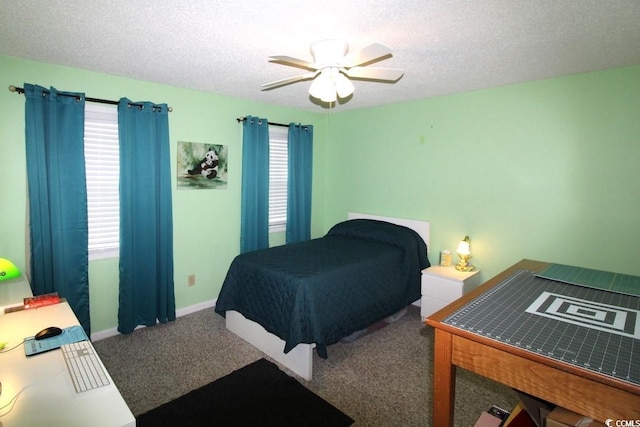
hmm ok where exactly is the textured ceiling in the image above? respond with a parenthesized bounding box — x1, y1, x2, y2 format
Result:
(2, 0, 640, 111)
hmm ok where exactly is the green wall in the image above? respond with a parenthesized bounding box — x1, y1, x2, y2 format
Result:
(324, 65, 640, 283)
(0, 55, 326, 333)
(2, 54, 639, 335)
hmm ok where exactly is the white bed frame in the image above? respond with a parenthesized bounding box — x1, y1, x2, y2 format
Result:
(224, 212, 430, 380)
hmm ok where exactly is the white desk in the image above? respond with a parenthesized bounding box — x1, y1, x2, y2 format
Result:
(0, 302, 135, 426)
(0, 275, 33, 312)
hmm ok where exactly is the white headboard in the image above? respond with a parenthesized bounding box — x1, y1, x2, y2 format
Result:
(347, 212, 430, 252)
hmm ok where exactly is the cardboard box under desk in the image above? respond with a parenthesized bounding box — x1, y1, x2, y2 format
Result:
(545, 407, 605, 427)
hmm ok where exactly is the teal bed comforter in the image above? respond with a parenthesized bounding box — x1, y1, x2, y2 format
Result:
(215, 219, 430, 358)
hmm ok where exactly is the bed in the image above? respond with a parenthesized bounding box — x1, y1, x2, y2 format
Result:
(214, 213, 430, 380)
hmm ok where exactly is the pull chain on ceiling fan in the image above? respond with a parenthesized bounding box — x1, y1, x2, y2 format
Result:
(261, 39, 404, 103)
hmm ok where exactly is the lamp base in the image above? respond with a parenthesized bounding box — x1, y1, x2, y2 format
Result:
(455, 255, 474, 272)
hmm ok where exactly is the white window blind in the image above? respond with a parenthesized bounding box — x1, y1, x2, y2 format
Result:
(269, 125, 288, 232)
(84, 103, 120, 259)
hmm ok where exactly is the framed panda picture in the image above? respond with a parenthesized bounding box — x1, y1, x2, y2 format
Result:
(177, 141, 228, 190)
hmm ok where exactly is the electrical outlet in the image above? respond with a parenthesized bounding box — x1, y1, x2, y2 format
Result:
(188, 274, 196, 287)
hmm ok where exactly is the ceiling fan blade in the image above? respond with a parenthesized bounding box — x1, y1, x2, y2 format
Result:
(261, 72, 318, 90)
(345, 67, 404, 81)
(268, 55, 318, 71)
(341, 43, 392, 67)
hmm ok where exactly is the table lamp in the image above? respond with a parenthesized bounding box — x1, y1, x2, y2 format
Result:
(0, 258, 21, 281)
(455, 236, 474, 272)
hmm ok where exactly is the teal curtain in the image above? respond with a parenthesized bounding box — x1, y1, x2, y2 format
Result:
(240, 116, 270, 253)
(286, 123, 313, 243)
(117, 99, 175, 334)
(24, 84, 91, 335)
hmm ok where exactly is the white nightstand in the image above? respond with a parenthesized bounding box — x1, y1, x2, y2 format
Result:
(421, 266, 482, 320)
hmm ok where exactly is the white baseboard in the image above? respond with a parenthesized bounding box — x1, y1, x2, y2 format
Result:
(91, 299, 217, 342)
(175, 299, 217, 317)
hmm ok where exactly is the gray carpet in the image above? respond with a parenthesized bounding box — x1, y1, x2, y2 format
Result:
(93, 305, 518, 426)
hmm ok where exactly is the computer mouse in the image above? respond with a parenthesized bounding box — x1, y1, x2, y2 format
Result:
(35, 326, 63, 340)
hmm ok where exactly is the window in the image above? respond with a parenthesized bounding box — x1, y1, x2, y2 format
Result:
(268, 125, 288, 232)
(84, 103, 120, 260)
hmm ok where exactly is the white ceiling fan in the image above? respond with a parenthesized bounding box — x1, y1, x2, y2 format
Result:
(261, 39, 404, 103)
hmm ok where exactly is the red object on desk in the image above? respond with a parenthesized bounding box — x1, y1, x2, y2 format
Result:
(23, 293, 60, 309)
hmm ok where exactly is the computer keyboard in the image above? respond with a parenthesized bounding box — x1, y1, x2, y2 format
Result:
(61, 340, 110, 393)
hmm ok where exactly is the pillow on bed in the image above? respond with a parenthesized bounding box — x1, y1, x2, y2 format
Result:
(327, 218, 430, 269)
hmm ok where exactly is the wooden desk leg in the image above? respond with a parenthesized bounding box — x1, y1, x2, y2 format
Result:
(433, 328, 456, 427)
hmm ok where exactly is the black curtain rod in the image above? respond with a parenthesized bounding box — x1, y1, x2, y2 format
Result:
(9, 85, 173, 112)
(236, 116, 289, 128)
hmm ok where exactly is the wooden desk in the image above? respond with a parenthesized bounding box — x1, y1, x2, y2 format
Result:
(426, 259, 640, 426)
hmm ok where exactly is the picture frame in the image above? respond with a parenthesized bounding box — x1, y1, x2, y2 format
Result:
(177, 141, 228, 190)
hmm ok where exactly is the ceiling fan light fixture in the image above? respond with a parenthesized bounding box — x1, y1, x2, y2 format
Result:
(308, 72, 332, 100)
(308, 68, 345, 102)
(320, 89, 337, 103)
(335, 72, 354, 98)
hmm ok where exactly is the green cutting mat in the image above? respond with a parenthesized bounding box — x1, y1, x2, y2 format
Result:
(535, 263, 640, 297)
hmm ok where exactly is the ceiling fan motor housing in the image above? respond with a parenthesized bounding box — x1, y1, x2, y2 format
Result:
(310, 39, 349, 67)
